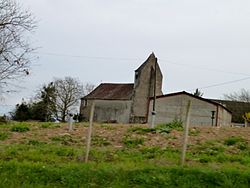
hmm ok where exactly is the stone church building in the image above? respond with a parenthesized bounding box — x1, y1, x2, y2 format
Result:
(80, 53, 162, 123)
(80, 53, 232, 126)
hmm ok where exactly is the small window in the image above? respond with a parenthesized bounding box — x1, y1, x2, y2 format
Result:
(83, 99, 88, 106)
(135, 72, 139, 80)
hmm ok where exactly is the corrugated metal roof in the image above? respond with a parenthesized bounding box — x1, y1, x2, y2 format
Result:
(83, 83, 134, 100)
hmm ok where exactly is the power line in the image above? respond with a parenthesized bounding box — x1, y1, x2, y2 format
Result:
(189, 76, 250, 91)
(31, 52, 141, 61)
(159, 59, 250, 77)
(32, 51, 250, 77)
(31, 51, 250, 90)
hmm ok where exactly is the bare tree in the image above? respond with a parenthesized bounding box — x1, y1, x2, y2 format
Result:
(224, 88, 250, 102)
(54, 77, 83, 121)
(0, 0, 36, 90)
(83, 82, 95, 96)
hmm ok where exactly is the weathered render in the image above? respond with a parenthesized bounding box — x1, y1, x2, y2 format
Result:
(130, 53, 163, 123)
(80, 53, 162, 123)
(80, 53, 233, 126)
(80, 83, 134, 123)
(148, 92, 232, 126)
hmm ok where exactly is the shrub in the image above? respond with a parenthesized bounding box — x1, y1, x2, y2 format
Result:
(157, 119, 183, 133)
(50, 134, 76, 145)
(27, 140, 45, 146)
(123, 136, 144, 148)
(238, 142, 248, 150)
(0, 116, 7, 124)
(224, 136, 244, 146)
(11, 124, 30, 132)
(199, 156, 212, 163)
(55, 148, 75, 157)
(189, 128, 200, 136)
(0, 132, 9, 141)
(40, 122, 53, 128)
(128, 127, 156, 134)
(40, 122, 60, 129)
(92, 135, 111, 146)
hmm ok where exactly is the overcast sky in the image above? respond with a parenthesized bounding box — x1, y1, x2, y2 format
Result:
(1, 0, 250, 113)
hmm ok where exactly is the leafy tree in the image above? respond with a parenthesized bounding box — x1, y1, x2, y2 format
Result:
(39, 82, 57, 120)
(54, 77, 83, 121)
(224, 89, 250, 102)
(193, 88, 203, 97)
(243, 112, 250, 123)
(27, 82, 57, 121)
(0, 0, 36, 91)
(29, 101, 47, 121)
(12, 101, 31, 121)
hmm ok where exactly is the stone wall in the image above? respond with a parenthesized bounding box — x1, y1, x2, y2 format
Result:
(130, 54, 163, 123)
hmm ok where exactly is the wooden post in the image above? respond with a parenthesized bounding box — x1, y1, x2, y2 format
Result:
(85, 102, 95, 162)
(180, 100, 192, 166)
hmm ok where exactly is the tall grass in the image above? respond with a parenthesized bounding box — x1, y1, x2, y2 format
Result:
(0, 161, 250, 187)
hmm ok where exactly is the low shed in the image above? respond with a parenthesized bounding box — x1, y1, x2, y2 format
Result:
(148, 91, 232, 127)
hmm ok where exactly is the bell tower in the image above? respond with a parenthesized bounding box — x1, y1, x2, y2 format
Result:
(130, 53, 163, 123)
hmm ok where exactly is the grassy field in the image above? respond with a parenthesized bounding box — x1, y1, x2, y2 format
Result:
(1, 121, 250, 187)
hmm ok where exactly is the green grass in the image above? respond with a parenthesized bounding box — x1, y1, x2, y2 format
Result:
(224, 136, 245, 146)
(123, 135, 144, 148)
(0, 132, 9, 140)
(50, 134, 77, 145)
(92, 135, 111, 146)
(157, 119, 183, 132)
(2, 122, 250, 187)
(10, 123, 30, 132)
(1, 161, 250, 187)
(128, 127, 156, 134)
(40, 122, 61, 129)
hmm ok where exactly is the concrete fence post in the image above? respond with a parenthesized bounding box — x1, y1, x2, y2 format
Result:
(180, 100, 192, 166)
(85, 102, 95, 162)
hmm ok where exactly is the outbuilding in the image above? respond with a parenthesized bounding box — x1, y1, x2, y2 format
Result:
(148, 91, 232, 127)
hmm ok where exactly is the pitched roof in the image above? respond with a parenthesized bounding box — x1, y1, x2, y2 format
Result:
(150, 91, 232, 113)
(82, 83, 134, 100)
(135, 52, 156, 72)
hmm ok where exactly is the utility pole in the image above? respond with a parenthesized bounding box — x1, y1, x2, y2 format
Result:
(150, 57, 157, 128)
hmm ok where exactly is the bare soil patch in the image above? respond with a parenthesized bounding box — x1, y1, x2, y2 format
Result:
(2, 123, 250, 150)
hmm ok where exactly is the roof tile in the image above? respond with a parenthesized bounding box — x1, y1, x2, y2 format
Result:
(83, 83, 134, 100)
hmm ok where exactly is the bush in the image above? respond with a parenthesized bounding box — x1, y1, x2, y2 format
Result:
(0, 116, 7, 124)
(123, 136, 144, 148)
(27, 140, 45, 146)
(50, 134, 76, 145)
(11, 124, 30, 132)
(0, 132, 9, 141)
(92, 135, 111, 146)
(40, 122, 53, 128)
(224, 136, 244, 146)
(128, 127, 156, 134)
(157, 119, 183, 133)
